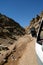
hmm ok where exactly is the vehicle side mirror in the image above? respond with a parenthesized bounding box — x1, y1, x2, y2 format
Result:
(30, 27, 37, 37)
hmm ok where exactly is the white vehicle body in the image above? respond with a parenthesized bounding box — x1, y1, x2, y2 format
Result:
(35, 19, 43, 65)
(35, 42, 43, 65)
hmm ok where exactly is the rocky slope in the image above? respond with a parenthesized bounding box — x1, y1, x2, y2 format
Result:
(25, 11, 43, 34)
(0, 13, 26, 65)
(0, 13, 26, 40)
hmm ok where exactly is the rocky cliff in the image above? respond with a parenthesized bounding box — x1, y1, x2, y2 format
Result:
(0, 13, 26, 39)
(25, 11, 43, 34)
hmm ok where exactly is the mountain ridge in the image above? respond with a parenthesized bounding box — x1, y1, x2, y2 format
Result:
(0, 13, 26, 39)
(25, 11, 43, 34)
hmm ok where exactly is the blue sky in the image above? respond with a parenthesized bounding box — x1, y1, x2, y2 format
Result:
(0, 0, 43, 27)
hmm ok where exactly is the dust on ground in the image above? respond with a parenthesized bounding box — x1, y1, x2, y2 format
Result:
(4, 35, 38, 65)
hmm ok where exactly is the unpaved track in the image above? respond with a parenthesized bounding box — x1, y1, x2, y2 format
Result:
(18, 38, 39, 65)
(4, 35, 39, 65)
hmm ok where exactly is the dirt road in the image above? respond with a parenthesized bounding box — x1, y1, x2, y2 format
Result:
(18, 37, 39, 65)
(4, 35, 39, 65)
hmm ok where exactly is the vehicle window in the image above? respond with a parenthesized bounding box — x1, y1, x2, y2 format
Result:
(37, 21, 43, 45)
(40, 30, 43, 39)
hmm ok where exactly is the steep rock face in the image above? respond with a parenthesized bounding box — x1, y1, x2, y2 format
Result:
(0, 13, 26, 39)
(25, 11, 43, 34)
